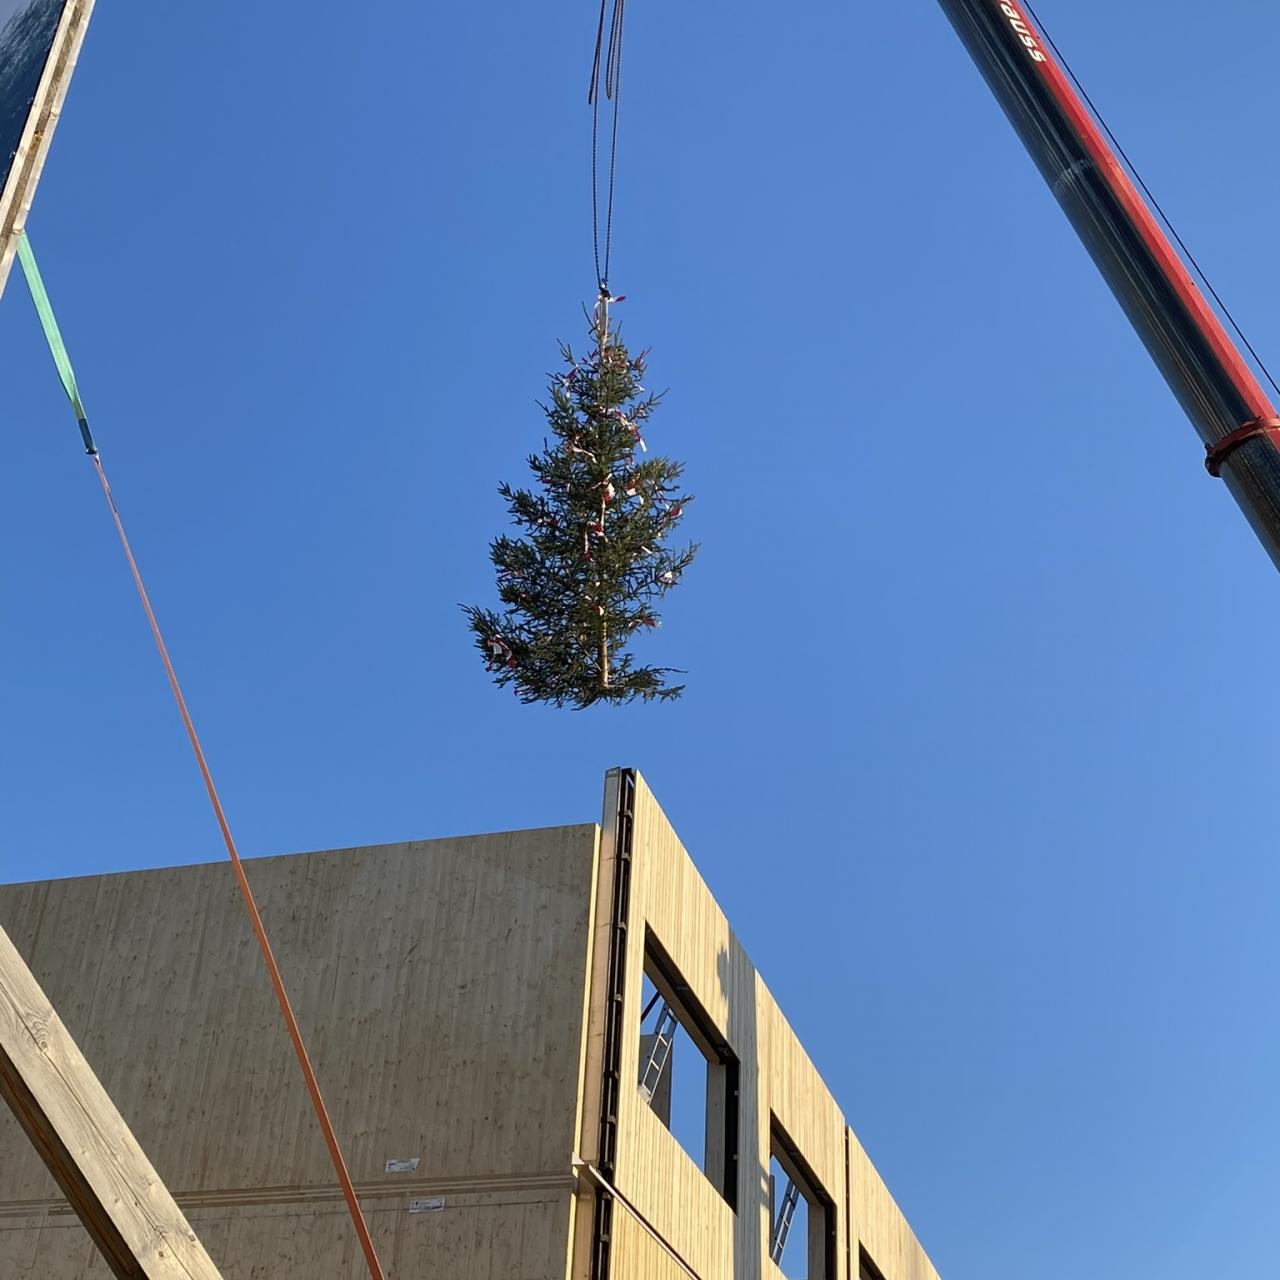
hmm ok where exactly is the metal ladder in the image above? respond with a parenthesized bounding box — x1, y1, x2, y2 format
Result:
(770, 1178, 800, 1264)
(637, 1003, 678, 1102)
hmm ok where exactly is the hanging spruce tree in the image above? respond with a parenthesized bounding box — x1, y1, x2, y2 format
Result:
(464, 302, 696, 707)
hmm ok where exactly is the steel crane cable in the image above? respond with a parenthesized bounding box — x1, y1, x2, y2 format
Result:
(1022, 0, 1280, 404)
(588, 0, 626, 292)
(16, 233, 389, 1280)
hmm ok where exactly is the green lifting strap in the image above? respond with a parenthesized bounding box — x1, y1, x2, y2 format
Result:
(16, 231, 97, 455)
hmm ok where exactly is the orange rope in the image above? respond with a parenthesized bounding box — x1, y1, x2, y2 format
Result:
(92, 454, 387, 1280)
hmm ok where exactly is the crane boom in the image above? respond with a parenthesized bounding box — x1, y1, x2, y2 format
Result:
(936, 0, 1280, 570)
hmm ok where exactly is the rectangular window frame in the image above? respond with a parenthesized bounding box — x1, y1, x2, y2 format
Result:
(640, 928, 740, 1210)
(770, 1116, 837, 1280)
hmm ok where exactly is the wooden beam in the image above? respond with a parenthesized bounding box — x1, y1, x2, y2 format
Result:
(0, 925, 222, 1280)
(0, 0, 97, 300)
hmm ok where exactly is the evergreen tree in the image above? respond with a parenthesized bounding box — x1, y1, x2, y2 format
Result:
(464, 305, 696, 707)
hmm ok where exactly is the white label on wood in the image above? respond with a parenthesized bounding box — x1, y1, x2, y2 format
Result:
(409, 1197, 445, 1214)
(385, 1157, 420, 1173)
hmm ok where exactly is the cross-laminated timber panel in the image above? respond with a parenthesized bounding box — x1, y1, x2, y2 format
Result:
(0, 772, 944, 1280)
(849, 1130, 941, 1280)
(0, 824, 601, 1278)
(579, 771, 940, 1280)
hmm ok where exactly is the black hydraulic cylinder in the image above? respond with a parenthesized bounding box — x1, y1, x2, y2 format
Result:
(936, 0, 1280, 570)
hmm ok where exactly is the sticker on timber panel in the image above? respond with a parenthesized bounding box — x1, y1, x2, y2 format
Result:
(409, 1198, 445, 1214)
(385, 1157, 421, 1173)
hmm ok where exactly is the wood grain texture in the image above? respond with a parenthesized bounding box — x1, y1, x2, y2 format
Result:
(2, 1189, 574, 1280)
(0, 925, 222, 1279)
(595, 773, 941, 1280)
(602, 1193, 699, 1280)
(0, 775, 942, 1280)
(0, 824, 600, 1279)
(848, 1131, 941, 1280)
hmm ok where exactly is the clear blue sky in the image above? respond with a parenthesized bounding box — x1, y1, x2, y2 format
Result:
(3, 2, 1279, 1276)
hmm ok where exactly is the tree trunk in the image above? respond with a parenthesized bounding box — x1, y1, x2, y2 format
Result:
(596, 293, 611, 692)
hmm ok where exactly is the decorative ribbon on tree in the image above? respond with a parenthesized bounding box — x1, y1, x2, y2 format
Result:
(464, 296, 696, 707)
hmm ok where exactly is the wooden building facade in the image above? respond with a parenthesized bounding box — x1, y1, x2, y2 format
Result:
(0, 769, 941, 1280)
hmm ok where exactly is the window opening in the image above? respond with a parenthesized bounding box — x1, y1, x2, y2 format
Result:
(636, 932, 739, 1208)
(769, 1120, 835, 1280)
(637, 987, 678, 1109)
(770, 1155, 807, 1268)
(638, 975, 694, 1142)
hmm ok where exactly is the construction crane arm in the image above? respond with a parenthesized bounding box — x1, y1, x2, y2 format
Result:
(935, 0, 1280, 570)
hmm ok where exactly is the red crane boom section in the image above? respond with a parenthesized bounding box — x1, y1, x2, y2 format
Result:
(1010, 2, 1274, 420)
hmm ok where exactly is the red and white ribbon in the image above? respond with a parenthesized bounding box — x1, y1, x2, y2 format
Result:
(583, 520, 607, 560)
(612, 409, 647, 452)
(486, 635, 517, 671)
(594, 292, 626, 321)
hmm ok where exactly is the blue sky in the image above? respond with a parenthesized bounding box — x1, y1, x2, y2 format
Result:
(3, 2, 1279, 1277)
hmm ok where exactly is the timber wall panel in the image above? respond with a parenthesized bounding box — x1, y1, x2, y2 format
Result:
(612, 776, 738, 1278)
(0, 771, 945, 1280)
(609, 776, 852, 1279)
(599, 773, 939, 1280)
(849, 1131, 941, 1280)
(608, 1208, 699, 1280)
(3, 1192, 574, 1280)
(0, 824, 600, 1279)
(759, 988, 847, 1263)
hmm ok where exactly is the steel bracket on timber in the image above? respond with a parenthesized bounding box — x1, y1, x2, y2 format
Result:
(0, 925, 222, 1280)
